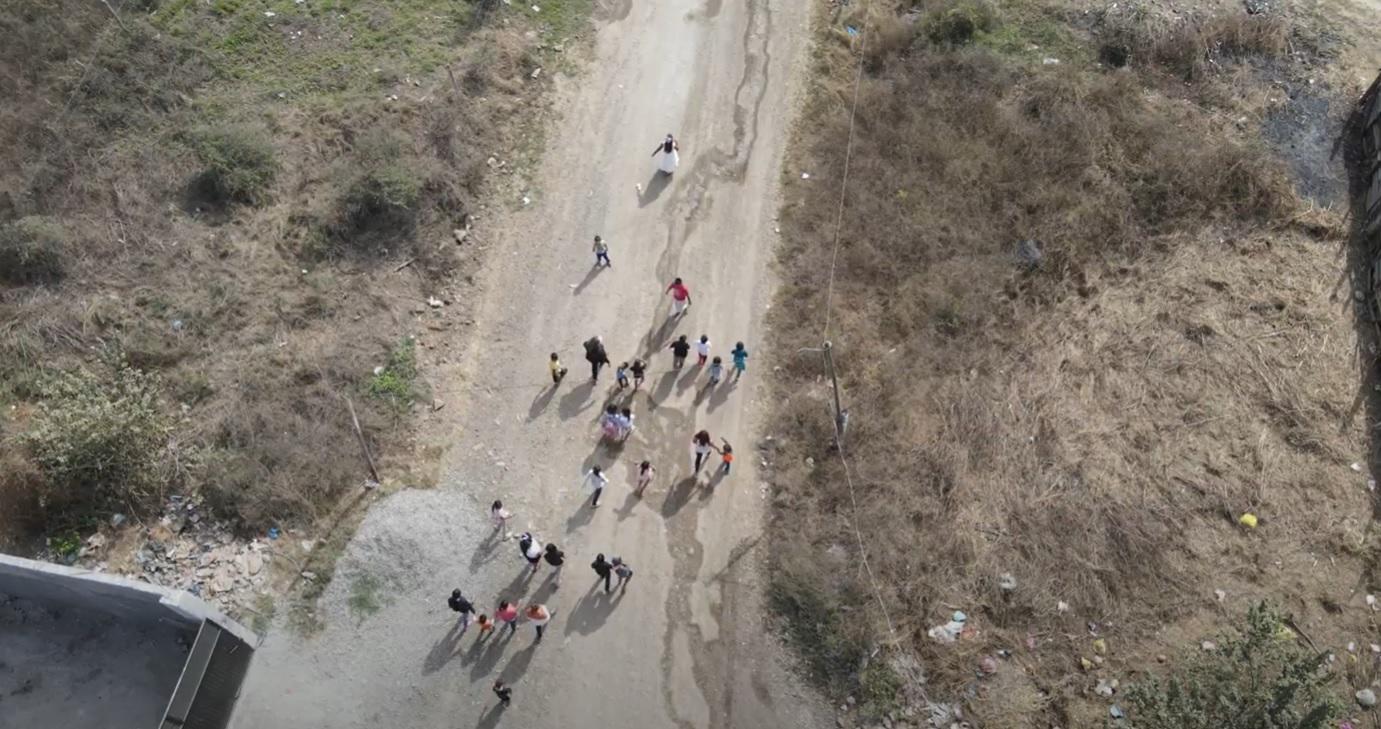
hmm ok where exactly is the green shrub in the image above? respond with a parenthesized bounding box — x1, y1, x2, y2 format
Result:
(191, 123, 279, 205)
(337, 130, 426, 234)
(25, 364, 170, 513)
(1125, 602, 1342, 729)
(923, 0, 997, 46)
(367, 338, 418, 406)
(0, 216, 66, 285)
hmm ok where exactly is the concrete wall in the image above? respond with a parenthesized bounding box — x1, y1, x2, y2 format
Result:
(0, 553, 256, 645)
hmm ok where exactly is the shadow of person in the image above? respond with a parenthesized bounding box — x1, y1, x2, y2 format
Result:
(558, 379, 597, 421)
(649, 370, 677, 410)
(638, 170, 672, 208)
(498, 644, 539, 683)
(613, 488, 642, 521)
(706, 375, 738, 413)
(660, 476, 699, 518)
(572, 263, 606, 296)
(675, 364, 700, 397)
(468, 529, 504, 573)
(563, 587, 619, 636)
(477, 701, 507, 729)
(527, 384, 558, 421)
(499, 565, 537, 603)
(564, 501, 596, 534)
(465, 630, 507, 680)
(421, 621, 466, 675)
(640, 318, 676, 358)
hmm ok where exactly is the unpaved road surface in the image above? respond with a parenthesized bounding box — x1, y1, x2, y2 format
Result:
(231, 1, 827, 727)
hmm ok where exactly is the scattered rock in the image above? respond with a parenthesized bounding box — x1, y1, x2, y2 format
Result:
(302, 571, 318, 581)
(1201, 640, 1217, 651)
(1357, 688, 1377, 708)
(427, 296, 443, 308)
(1214, 589, 1226, 602)
(998, 573, 1018, 591)
(110, 513, 127, 528)
(1093, 638, 1107, 654)
(1095, 678, 1117, 697)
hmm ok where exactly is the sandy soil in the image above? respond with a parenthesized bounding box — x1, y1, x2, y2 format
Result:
(229, 1, 830, 727)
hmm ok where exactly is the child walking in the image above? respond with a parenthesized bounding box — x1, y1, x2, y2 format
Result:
(611, 557, 633, 593)
(730, 342, 748, 380)
(493, 680, 513, 706)
(636, 460, 655, 496)
(592, 235, 611, 267)
(475, 613, 496, 637)
(615, 362, 630, 390)
(490, 500, 512, 534)
(707, 356, 724, 385)
(549, 353, 568, 385)
(696, 335, 711, 366)
(630, 358, 647, 389)
(718, 438, 734, 475)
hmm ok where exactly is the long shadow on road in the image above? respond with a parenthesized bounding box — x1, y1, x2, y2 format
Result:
(422, 620, 466, 675)
(563, 580, 621, 636)
(558, 380, 597, 421)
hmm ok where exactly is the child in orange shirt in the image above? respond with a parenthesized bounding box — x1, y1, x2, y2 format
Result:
(475, 614, 496, 637)
(718, 439, 734, 475)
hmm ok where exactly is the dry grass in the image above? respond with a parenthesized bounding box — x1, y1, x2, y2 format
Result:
(767, 2, 1374, 724)
(0, 0, 582, 539)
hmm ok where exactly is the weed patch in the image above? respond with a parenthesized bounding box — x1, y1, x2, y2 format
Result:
(189, 123, 280, 206)
(0, 217, 66, 286)
(25, 363, 171, 518)
(367, 338, 419, 408)
(769, 2, 1363, 724)
(347, 573, 386, 620)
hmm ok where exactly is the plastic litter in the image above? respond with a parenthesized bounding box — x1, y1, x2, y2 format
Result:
(927, 611, 968, 644)
(1238, 513, 1258, 529)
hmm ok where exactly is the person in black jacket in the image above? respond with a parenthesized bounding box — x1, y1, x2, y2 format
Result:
(543, 543, 566, 587)
(591, 553, 613, 593)
(584, 336, 610, 381)
(448, 589, 475, 631)
(668, 335, 691, 369)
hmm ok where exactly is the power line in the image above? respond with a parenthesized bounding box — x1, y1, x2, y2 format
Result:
(807, 18, 926, 701)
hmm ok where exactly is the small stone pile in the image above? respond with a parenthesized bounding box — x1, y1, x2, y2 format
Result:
(76, 494, 272, 616)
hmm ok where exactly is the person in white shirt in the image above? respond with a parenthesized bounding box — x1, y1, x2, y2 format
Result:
(696, 334, 711, 366)
(580, 465, 609, 507)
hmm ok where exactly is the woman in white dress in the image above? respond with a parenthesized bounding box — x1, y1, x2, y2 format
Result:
(652, 133, 679, 175)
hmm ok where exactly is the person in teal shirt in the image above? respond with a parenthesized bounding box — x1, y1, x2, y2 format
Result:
(730, 341, 748, 380)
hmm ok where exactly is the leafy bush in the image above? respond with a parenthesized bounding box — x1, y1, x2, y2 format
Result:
(25, 364, 170, 513)
(191, 123, 279, 205)
(924, 0, 997, 46)
(0, 216, 66, 285)
(1125, 603, 1342, 729)
(367, 338, 418, 406)
(337, 130, 425, 234)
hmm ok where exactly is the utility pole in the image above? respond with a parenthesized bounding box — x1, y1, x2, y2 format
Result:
(822, 341, 849, 444)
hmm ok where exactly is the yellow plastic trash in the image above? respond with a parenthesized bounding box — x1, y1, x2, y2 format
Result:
(1238, 513, 1258, 529)
(1093, 638, 1108, 655)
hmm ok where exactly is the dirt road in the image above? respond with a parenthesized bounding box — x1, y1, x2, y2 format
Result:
(230, 1, 826, 727)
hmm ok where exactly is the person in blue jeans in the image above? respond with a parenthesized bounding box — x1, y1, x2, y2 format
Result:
(592, 235, 611, 267)
(730, 342, 748, 380)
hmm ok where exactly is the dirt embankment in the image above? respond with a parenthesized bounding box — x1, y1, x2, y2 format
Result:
(766, 0, 1380, 725)
(0, 0, 586, 617)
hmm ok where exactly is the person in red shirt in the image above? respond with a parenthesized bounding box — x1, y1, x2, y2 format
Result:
(665, 277, 692, 318)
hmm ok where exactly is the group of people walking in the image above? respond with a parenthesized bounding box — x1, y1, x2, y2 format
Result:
(449, 134, 754, 709)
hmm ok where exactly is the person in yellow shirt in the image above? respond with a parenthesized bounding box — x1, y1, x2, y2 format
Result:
(548, 352, 568, 385)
